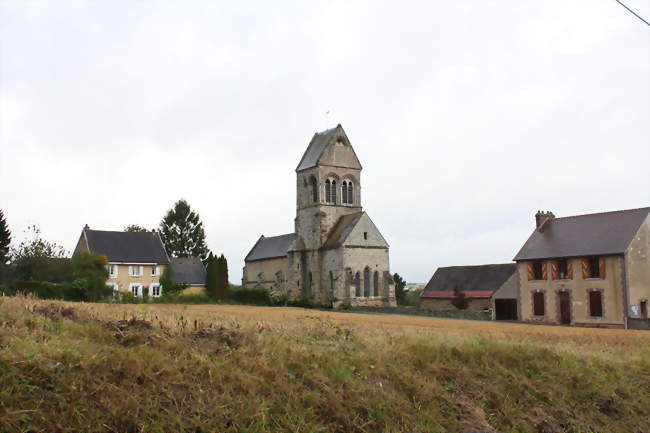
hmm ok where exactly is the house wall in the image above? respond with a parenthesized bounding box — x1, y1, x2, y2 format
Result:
(107, 263, 167, 294)
(242, 257, 288, 290)
(342, 246, 394, 306)
(626, 214, 650, 318)
(420, 298, 491, 312)
(180, 285, 206, 295)
(518, 256, 625, 327)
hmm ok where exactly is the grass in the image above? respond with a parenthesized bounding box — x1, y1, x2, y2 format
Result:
(1, 295, 649, 433)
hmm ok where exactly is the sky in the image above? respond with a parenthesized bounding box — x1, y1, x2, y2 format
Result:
(1, 0, 649, 284)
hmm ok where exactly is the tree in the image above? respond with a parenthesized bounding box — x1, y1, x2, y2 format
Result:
(216, 254, 229, 298)
(159, 199, 209, 262)
(70, 252, 111, 301)
(159, 265, 181, 295)
(451, 288, 469, 310)
(124, 224, 148, 232)
(205, 253, 219, 298)
(11, 225, 68, 281)
(393, 273, 406, 305)
(0, 209, 10, 264)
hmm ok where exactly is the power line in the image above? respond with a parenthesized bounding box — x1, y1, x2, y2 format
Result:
(614, 0, 650, 26)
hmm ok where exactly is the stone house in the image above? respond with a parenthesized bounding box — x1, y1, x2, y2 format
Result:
(514, 207, 650, 328)
(419, 264, 519, 320)
(242, 124, 396, 306)
(73, 225, 170, 297)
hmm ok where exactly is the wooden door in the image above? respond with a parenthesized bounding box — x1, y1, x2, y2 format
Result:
(558, 292, 571, 324)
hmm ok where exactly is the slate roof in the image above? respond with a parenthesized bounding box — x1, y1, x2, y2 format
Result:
(244, 233, 296, 262)
(170, 257, 206, 285)
(322, 212, 364, 249)
(421, 264, 517, 299)
(513, 207, 650, 261)
(296, 126, 339, 172)
(83, 229, 170, 264)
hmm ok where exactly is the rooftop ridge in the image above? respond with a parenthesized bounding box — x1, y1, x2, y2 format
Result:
(551, 206, 650, 221)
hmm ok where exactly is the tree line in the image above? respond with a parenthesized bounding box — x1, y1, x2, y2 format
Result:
(0, 199, 229, 301)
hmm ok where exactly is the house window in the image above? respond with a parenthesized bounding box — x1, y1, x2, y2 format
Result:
(150, 283, 161, 297)
(532, 261, 544, 280)
(129, 266, 143, 277)
(151, 266, 159, 276)
(129, 283, 142, 297)
(589, 291, 603, 317)
(557, 259, 568, 279)
(107, 264, 117, 278)
(533, 291, 545, 316)
(588, 257, 600, 278)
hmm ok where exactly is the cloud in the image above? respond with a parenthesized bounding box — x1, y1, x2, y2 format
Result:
(1, 0, 648, 283)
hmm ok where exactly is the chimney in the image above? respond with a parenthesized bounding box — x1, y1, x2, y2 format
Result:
(535, 211, 555, 231)
(83, 224, 90, 230)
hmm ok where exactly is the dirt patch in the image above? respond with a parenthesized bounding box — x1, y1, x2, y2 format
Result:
(193, 326, 242, 351)
(33, 304, 79, 321)
(104, 318, 156, 346)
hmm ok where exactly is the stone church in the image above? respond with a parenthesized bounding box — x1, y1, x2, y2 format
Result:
(242, 124, 396, 307)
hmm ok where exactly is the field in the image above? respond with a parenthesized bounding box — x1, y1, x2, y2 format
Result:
(1, 296, 649, 433)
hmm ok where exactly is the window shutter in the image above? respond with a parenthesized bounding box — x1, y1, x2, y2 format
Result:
(566, 260, 573, 280)
(581, 258, 589, 279)
(527, 262, 534, 281)
(541, 261, 548, 280)
(551, 261, 559, 280)
(139, 266, 144, 276)
(128, 266, 133, 276)
(598, 257, 606, 279)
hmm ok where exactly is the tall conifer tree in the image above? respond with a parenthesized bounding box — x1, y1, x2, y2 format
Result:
(0, 209, 11, 264)
(205, 253, 219, 298)
(159, 199, 209, 262)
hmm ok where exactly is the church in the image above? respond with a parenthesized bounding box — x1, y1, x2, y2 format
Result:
(242, 124, 396, 307)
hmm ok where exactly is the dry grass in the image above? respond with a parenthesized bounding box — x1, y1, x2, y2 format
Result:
(1, 295, 649, 433)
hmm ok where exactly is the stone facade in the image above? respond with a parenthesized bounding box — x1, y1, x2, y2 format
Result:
(243, 124, 396, 306)
(516, 209, 650, 329)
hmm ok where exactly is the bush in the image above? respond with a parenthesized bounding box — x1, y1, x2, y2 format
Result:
(152, 293, 214, 304)
(269, 291, 288, 306)
(229, 287, 272, 306)
(336, 301, 352, 310)
(287, 296, 317, 309)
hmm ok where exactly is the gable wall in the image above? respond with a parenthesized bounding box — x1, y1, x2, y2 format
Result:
(242, 257, 289, 290)
(626, 214, 650, 316)
(492, 271, 519, 299)
(343, 214, 388, 248)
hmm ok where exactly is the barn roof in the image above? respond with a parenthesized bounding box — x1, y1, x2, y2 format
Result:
(513, 207, 649, 261)
(244, 233, 296, 262)
(170, 257, 206, 285)
(83, 229, 170, 264)
(421, 264, 516, 299)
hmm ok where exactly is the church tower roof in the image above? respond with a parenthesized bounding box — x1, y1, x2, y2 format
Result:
(295, 124, 361, 172)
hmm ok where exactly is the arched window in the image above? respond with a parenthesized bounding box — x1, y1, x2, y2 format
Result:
(325, 179, 331, 203)
(310, 177, 318, 203)
(373, 271, 379, 297)
(347, 182, 354, 205)
(354, 272, 361, 297)
(363, 267, 370, 297)
(330, 271, 335, 292)
(341, 181, 348, 204)
(331, 180, 337, 204)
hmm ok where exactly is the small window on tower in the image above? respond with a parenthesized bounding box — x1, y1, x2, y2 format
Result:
(363, 232, 368, 240)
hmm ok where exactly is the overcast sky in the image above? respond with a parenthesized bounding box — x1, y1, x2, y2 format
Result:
(1, 1, 649, 284)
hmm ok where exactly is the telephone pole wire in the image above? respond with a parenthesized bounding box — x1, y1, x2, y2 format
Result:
(614, 0, 650, 26)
